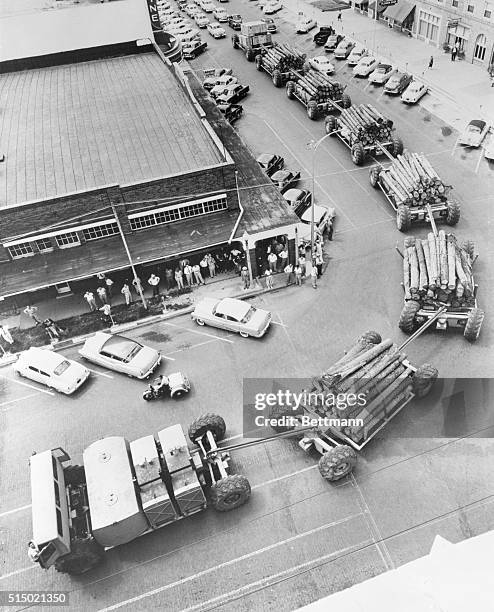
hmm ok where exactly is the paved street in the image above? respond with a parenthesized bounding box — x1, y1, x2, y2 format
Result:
(1, 1, 493, 610)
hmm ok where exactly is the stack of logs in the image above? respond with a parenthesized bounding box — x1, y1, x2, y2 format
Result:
(311, 332, 415, 444)
(260, 43, 306, 72)
(378, 152, 447, 205)
(338, 104, 393, 145)
(295, 68, 345, 103)
(403, 232, 475, 308)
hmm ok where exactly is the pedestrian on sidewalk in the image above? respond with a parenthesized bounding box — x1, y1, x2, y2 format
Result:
(451, 48, 457, 61)
(179, 258, 189, 272)
(148, 273, 160, 297)
(164, 267, 174, 290)
(315, 239, 323, 260)
(42, 318, 65, 342)
(192, 264, 205, 285)
(183, 264, 193, 286)
(96, 272, 106, 281)
(207, 253, 216, 278)
(97, 285, 108, 305)
(132, 276, 143, 297)
(428, 55, 434, 70)
(24, 305, 42, 325)
(268, 251, 278, 272)
(284, 263, 294, 285)
(299, 254, 306, 277)
(241, 266, 250, 290)
(121, 282, 132, 306)
(278, 248, 288, 272)
(175, 267, 185, 290)
(294, 264, 303, 286)
(84, 291, 97, 312)
(105, 277, 114, 299)
(316, 254, 324, 277)
(0, 324, 14, 346)
(310, 262, 318, 289)
(200, 256, 209, 279)
(264, 269, 274, 289)
(100, 304, 114, 327)
(337, 10, 342, 22)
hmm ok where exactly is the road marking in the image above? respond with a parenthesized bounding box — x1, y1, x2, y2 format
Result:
(97, 514, 364, 612)
(451, 136, 460, 156)
(87, 368, 114, 379)
(162, 355, 176, 361)
(270, 320, 287, 328)
(0, 393, 40, 409)
(252, 465, 317, 489)
(0, 503, 31, 519)
(0, 375, 55, 396)
(163, 322, 234, 343)
(475, 148, 484, 174)
(0, 565, 37, 581)
(179, 540, 374, 612)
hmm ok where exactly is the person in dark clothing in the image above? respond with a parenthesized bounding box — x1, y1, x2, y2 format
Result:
(428, 55, 434, 69)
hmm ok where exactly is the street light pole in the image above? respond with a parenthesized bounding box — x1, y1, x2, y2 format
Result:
(242, 230, 253, 286)
(307, 131, 333, 257)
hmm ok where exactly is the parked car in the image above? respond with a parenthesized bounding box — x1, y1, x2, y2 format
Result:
(270, 169, 301, 191)
(192, 297, 271, 338)
(194, 13, 210, 27)
(264, 0, 282, 14)
(283, 188, 311, 209)
(401, 80, 428, 104)
(353, 55, 379, 77)
(458, 119, 490, 147)
(308, 55, 335, 74)
(296, 205, 335, 247)
(213, 6, 228, 21)
(484, 137, 494, 160)
(368, 63, 394, 84)
(203, 68, 233, 90)
(79, 332, 161, 379)
(384, 71, 412, 94)
(184, 3, 199, 15)
(313, 26, 333, 46)
(296, 16, 316, 33)
(183, 39, 208, 58)
(200, 0, 215, 12)
(14, 348, 90, 395)
(256, 153, 284, 176)
(161, 16, 187, 29)
(347, 44, 367, 66)
(216, 83, 249, 104)
(210, 74, 238, 96)
(159, 5, 176, 17)
(324, 34, 343, 52)
(261, 17, 277, 32)
(207, 22, 226, 37)
(228, 14, 242, 29)
(217, 102, 243, 123)
(334, 39, 355, 59)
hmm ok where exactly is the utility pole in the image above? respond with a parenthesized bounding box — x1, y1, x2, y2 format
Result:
(242, 230, 253, 285)
(110, 203, 148, 310)
(307, 131, 334, 257)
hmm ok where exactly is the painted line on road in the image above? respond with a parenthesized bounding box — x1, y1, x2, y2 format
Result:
(163, 322, 234, 344)
(451, 136, 460, 156)
(270, 320, 287, 328)
(87, 368, 114, 379)
(97, 514, 365, 612)
(336, 217, 393, 235)
(162, 355, 176, 361)
(179, 540, 374, 612)
(252, 465, 317, 490)
(0, 393, 40, 409)
(475, 148, 484, 174)
(0, 503, 31, 519)
(0, 565, 37, 581)
(0, 375, 55, 396)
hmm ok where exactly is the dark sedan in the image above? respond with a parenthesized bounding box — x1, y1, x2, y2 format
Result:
(314, 26, 333, 46)
(384, 71, 413, 95)
(256, 153, 284, 176)
(228, 14, 242, 29)
(324, 34, 343, 52)
(271, 169, 301, 191)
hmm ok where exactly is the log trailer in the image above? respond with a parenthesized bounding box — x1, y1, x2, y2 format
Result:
(325, 103, 403, 165)
(286, 68, 351, 120)
(254, 42, 306, 88)
(370, 151, 461, 232)
(397, 213, 484, 342)
(28, 415, 250, 575)
(232, 20, 273, 61)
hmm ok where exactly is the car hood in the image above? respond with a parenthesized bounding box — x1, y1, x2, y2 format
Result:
(385, 79, 400, 89)
(459, 134, 481, 145)
(130, 346, 160, 374)
(248, 308, 271, 331)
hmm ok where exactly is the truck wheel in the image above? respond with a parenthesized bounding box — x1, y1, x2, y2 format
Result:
(286, 81, 295, 99)
(255, 54, 263, 71)
(391, 137, 404, 157)
(188, 413, 226, 444)
(210, 474, 251, 511)
(195, 318, 205, 326)
(245, 49, 255, 62)
(143, 390, 153, 401)
(318, 446, 357, 482)
(369, 166, 381, 187)
(464, 308, 484, 342)
(358, 330, 382, 345)
(232, 35, 239, 49)
(351, 142, 365, 165)
(54, 538, 104, 575)
(412, 363, 438, 398)
(63, 465, 86, 486)
(170, 388, 187, 398)
(272, 69, 282, 88)
(341, 93, 351, 109)
(446, 198, 461, 226)
(398, 300, 420, 333)
(307, 101, 318, 120)
(325, 115, 337, 135)
(396, 205, 411, 232)
(461, 239, 475, 259)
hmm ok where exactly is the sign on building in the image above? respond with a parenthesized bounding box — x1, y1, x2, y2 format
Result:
(146, 0, 161, 32)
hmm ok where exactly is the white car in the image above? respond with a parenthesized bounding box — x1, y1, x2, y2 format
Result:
(200, 0, 215, 12)
(194, 13, 210, 27)
(296, 17, 316, 33)
(347, 45, 367, 66)
(458, 120, 490, 148)
(263, 0, 282, 14)
(401, 80, 428, 104)
(168, 25, 201, 41)
(308, 55, 335, 75)
(210, 74, 238, 96)
(79, 332, 161, 379)
(207, 22, 226, 37)
(162, 16, 187, 28)
(296, 205, 335, 247)
(159, 6, 176, 16)
(14, 347, 90, 395)
(213, 6, 228, 21)
(184, 3, 199, 16)
(368, 63, 394, 84)
(192, 297, 271, 338)
(484, 138, 494, 161)
(353, 56, 379, 77)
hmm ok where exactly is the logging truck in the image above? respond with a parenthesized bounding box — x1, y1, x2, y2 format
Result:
(285, 68, 351, 120)
(232, 20, 273, 61)
(255, 42, 306, 87)
(369, 152, 461, 231)
(398, 229, 484, 342)
(325, 103, 403, 165)
(28, 415, 250, 575)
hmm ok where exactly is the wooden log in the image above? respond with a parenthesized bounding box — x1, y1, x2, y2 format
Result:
(403, 246, 411, 299)
(339, 346, 400, 394)
(438, 230, 448, 288)
(336, 339, 394, 379)
(428, 233, 439, 285)
(455, 251, 472, 295)
(447, 235, 457, 291)
(421, 239, 434, 290)
(323, 339, 375, 375)
(415, 239, 428, 291)
(408, 246, 419, 292)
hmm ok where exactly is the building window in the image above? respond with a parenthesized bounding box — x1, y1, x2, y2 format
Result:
(129, 214, 156, 231)
(474, 34, 487, 60)
(485, 10, 492, 18)
(55, 232, 80, 248)
(467, 4, 474, 12)
(452, 0, 458, 6)
(82, 222, 119, 241)
(8, 242, 34, 259)
(35, 237, 53, 252)
(418, 10, 440, 43)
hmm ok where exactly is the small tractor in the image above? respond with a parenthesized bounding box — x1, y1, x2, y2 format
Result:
(232, 20, 273, 61)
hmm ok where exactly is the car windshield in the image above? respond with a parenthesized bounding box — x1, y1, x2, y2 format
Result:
(102, 336, 143, 362)
(376, 66, 387, 72)
(53, 360, 71, 376)
(241, 306, 256, 323)
(468, 125, 481, 133)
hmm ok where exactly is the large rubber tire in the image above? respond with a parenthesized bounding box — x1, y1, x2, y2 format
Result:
(324, 115, 337, 135)
(351, 142, 365, 166)
(358, 330, 382, 345)
(369, 166, 381, 187)
(341, 93, 351, 109)
(54, 538, 104, 575)
(255, 54, 263, 71)
(272, 69, 282, 87)
(232, 35, 239, 49)
(446, 198, 461, 226)
(398, 300, 420, 333)
(461, 239, 475, 259)
(286, 81, 295, 99)
(464, 308, 484, 342)
(188, 413, 226, 444)
(318, 446, 357, 482)
(63, 465, 86, 487)
(245, 49, 255, 62)
(142, 390, 153, 401)
(307, 101, 318, 120)
(210, 474, 251, 511)
(396, 205, 412, 232)
(412, 363, 438, 398)
(391, 137, 404, 157)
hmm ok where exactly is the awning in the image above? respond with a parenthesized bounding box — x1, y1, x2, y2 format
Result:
(383, 0, 415, 25)
(448, 24, 470, 40)
(368, 1, 386, 14)
(354, 0, 369, 6)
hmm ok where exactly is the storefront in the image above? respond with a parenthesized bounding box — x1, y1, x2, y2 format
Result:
(416, 6, 441, 45)
(383, 0, 415, 34)
(446, 22, 470, 53)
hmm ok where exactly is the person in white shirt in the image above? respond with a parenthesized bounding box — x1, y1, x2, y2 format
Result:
(97, 286, 108, 305)
(148, 274, 160, 297)
(268, 252, 277, 272)
(265, 269, 273, 289)
(121, 283, 132, 306)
